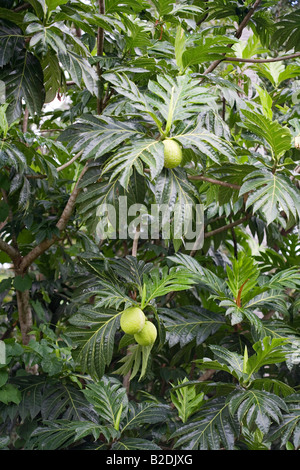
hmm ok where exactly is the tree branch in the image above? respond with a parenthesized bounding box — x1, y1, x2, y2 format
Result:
(0, 237, 20, 263)
(204, 214, 251, 239)
(188, 174, 241, 190)
(56, 150, 83, 172)
(235, 0, 262, 39)
(131, 225, 140, 257)
(123, 227, 140, 395)
(13, 2, 30, 12)
(200, 0, 262, 80)
(96, 0, 105, 114)
(22, 107, 29, 134)
(18, 164, 88, 272)
(224, 52, 300, 64)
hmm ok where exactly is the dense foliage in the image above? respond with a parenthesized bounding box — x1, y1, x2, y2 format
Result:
(0, 0, 300, 451)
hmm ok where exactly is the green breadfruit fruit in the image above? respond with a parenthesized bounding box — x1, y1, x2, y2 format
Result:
(120, 307, 146, 335)
(163, 139, 182, 169)
(134, 320, 157, 346)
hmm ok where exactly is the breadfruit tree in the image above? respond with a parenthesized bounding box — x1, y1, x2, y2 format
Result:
(0, 0, 300, 451)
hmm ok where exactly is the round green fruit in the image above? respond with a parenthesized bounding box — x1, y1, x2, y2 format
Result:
(134, 320, 157, 346)
(163, 139, 182, 169)
(120, 307, 146, 335)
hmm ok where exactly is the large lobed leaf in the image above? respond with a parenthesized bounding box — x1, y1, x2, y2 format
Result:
(159, 305, 225, 348)
(102, 139, 165, 189)
(241, 109, 292, 160)
(171, 397, 239, 450)
(239, 169, 300, 225)
(0, 50, 45, 123)
(59, 114, 143, 161)
(66, 306, 122, 380)
(228, 388, 288, 434)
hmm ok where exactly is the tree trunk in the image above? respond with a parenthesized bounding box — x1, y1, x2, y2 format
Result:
(15, 288, 34, 346)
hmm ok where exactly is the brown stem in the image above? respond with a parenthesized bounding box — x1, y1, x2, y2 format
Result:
(13, 2, 30, 12)
(96, 0, 105, 114)
(224, 52, 300, 64)
(0, 320, 18, 341)
(22, 107, 29, 134)
(0, 237, 20, 264)
(15, 288, 34, 345)
(123, 226, 140, 394)
(18, 164, 88, 272)
(231, 226, 238, 260)
(235, 0, 262, 39)
(188, 175, 241, 190)
(190, 214, 248, 258)
(131, 225, 140, 257)
(204, 214, 251, 239)
(198, 369, 215, 382)
(56, 150, 83, 172)
(200, 0, 262, 80)
(235, 279, 249, 308)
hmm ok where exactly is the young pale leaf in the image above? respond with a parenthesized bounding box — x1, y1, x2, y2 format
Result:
(113, 342, 153, 381)
(243, 336, 288, 381)
(226, 252, 260, 302)
(170, 377, 204, 423)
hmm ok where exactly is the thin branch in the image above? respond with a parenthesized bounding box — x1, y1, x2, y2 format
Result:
(0, 237, 20, 263)
(18, 163, 89, 272)
(230, 225, 238, 259)
(224, 52, 300, 64)
(123, 226, 140, 395)
(57, 150, 83, 172)
(204, 214, 251, 239)
(25, 173, 47, 179)
(22, 107, 29, 134)
(131, 225, 140, 257)
(198, 369, 216, 382)
(235, 0, 262, 39)
(188, 174, 241, 190)
(96, 0, 105, 114)
(1, 189, 18, 251)
(38, 128, 64, 133)
(200, 0, 262, 80)
(13, 2, 30, 12)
